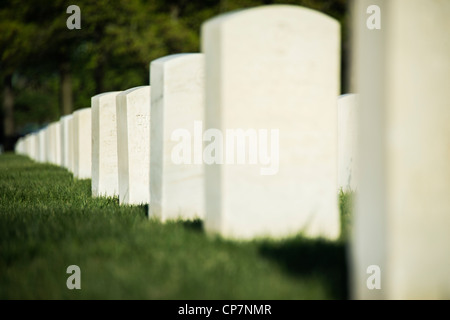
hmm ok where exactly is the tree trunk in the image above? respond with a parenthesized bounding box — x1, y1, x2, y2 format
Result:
(3, 74, 15, 151)
(60, 62, 73, 115)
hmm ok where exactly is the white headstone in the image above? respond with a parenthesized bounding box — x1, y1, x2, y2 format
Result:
(19, 138, 26, 155)
(60, 115, 73, 169)
(32, 132, 39, 161)
(19, 137, 25, 155)
(149, 53, 205, 221)
(23, 137, 28, 156)
(27, 135, 32, 157)
(25, 134, 36, 160)
(25, 135, 30, 158)
(47, 122, 61, 165)
(19, 138, 25, 155)
(45, 126, 51, 163)
(351, 0, 450, 299)
(37, 129, 46, 163)
(338, 94, 358, 191)
(22, 137, 27, 155)
(73, 108, 92, 179)
(201, 5, 340, 239)
(116, 86, 151, 205)
(91, 91, 121, 197)
(53, 122, 62, 165)
(24, 133, 33, 160)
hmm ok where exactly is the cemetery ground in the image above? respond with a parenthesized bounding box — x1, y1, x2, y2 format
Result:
(0, 153, 351, 299)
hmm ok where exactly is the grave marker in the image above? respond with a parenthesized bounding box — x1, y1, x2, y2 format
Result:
(351, 0, 450, 299)
(60, 115, 73, 169)
(73, 108, 92, 179)
(47, 122, 61, 165)
(92, 92, 121, 197)
(37, 129, 46, 163)
(67, 116, 74, 174)
(116, 86, 151, 205)
(149, 53, 205, 220)
(201, 5, 340, 239)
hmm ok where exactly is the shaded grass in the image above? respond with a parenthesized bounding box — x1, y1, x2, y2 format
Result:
(0, 153, 351, 299)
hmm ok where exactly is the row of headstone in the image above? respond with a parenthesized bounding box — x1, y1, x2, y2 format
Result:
(14, 2, 449, 299)
(15, 5, 356, 241)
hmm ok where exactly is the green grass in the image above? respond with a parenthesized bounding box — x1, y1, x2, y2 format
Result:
(0, 153, 351, 299)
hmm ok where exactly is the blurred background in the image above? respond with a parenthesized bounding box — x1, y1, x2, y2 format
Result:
(0, 0, 347, 151)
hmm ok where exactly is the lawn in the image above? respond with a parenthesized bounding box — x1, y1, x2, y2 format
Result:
(0, 153, 351, 299)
